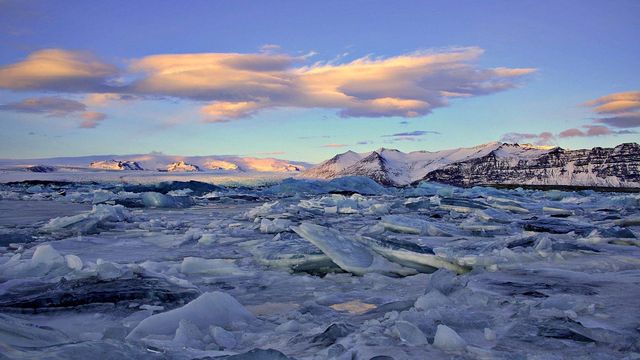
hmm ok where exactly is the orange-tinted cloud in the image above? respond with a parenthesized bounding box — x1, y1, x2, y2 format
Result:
(586, 91, 640, 128)
(0, 49, 118, 92)
(0, 96, 85, 116)
(128, 47, 534, 121)
(0, 47, 535, 122)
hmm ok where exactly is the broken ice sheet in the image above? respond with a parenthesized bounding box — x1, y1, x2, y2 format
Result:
(0, 179, 639, 359)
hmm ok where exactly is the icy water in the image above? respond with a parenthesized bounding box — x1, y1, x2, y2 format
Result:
(0, 177, 639, 359)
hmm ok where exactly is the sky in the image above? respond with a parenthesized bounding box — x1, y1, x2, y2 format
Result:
(0, 0, 638, 163)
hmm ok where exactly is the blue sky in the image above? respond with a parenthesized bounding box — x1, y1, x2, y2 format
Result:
(0, 0, 638, 162)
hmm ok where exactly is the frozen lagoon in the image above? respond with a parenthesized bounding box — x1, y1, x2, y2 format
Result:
(0, 176, 639, 359)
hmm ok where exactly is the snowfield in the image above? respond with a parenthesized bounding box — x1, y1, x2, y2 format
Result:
(0, 174, 639, 359)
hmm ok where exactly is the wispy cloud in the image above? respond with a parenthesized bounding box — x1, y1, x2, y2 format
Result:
(500, 131, 555, 145)
(0, 49, 118, 92)
(382, 130, 440, 137)
(501, 125, 635, 145)
(0, 96, 107, 128)
(0, 96, 85, 116)
(0, 47, 535, 123)
(321, 143, 349, 148)
(586, 91, 640, 128)
(559, 125, 635, 138)
(79, 111, 107, 128)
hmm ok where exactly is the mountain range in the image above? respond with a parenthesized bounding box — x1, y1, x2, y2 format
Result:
(2, 142, 639, 188)
(302, 142, 640, 188)
(0, 154, 310, 173)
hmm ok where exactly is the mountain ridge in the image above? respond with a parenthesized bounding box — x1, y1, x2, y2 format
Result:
(303, 142, 640, 188)
(0, 153, 310, 174)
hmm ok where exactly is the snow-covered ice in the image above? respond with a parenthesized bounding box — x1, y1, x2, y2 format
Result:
(0, 176, 639, 359)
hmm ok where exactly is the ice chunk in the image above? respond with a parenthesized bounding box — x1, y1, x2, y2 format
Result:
(180, 257, 249, 276)
(210, 325, 237, 349)
(414, 289, 450, 310)
(127, 291, 255, 340)
(32, 244, 64, 265)
(198, 233, 217, 245)
(244, 201, 286, 220)
(393, 320, 428, 346)
(64, 254, 83, 270)
(259, 218, 292, 234)
(173, 319, 205, 349)
(474, 208, 512, 223)
(275, 320, 301, 333)
(356, 236, 468, 274)
(0, 244, 71, 280)
(380, 215, 452, 236)
(0, 271, 200, 310)
(543, 206, 574, 216)
(141, 192, 194, 208)
(484, 328, 496, 341)
(433, 324, 467, 351)
(92, 189, 115, 204)
(0, 313, 70, 348)
(291, 223, 415, 276)
(246, 233, 338, 274)
(222, 348, 295, 359)
(42, 204, 129, 234)
(327, 176, 387, 195)
(96, 260, 123, 280)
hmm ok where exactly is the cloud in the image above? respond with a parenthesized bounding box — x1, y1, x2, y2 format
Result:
(292, 47, 535, 120)
(585, 91, 640, 113)
(586, 91, 640, 128)
(502, 125, 635, 144)
(321, 143, 349, 148)
(382, 130, 440, 137)
(499, 92, 640, 146)
(597, 114, 640, 128)
(81, 111, 107, 121)
(0, 96, 107, 128)
(500, 131, 555, 145)
(0, 49, 118, 92)
(559, 125, 635, 138)
(0, 47, 535, 122)
(0, 96, 86, 116)
(85, 93, 138, 106)
(259, 44, 282, 54)
(387, 136, 424, 142)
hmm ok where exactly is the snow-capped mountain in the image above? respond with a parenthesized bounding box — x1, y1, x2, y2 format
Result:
(165, 161, 201, 172)
(303, 142, 640, 187)
(89, 160, 144, 171)
(0, 154, 310, 174)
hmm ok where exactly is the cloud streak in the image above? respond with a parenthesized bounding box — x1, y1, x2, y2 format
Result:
(586, 91, 640, 128)
(0, 96, 107, 128)
(382, 130, 440, 137)
(559, 125, 635, 138)
(0, 49, 118, 92)
(0, 96, 86, 116)
(0, 47, 535, 122)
